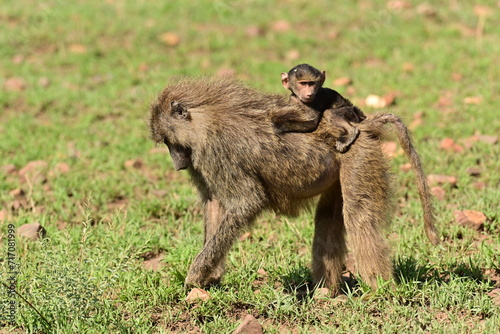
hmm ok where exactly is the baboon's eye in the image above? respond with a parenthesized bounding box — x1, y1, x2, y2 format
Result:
(170, 101, 189, 120)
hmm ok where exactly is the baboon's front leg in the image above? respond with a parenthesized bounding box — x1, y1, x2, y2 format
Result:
(185, 198, 258, 288)
(312, 182, 347, 296)
(201, 199, 226, 285)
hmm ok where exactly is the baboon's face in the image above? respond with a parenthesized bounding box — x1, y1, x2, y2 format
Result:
(150, 98, 193, 171)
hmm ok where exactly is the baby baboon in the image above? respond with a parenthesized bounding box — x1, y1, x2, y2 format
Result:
(273, 63, 366, 152)
(149, 76, 438, 294)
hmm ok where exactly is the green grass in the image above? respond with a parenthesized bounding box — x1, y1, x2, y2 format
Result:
(1, 0, 499, 333)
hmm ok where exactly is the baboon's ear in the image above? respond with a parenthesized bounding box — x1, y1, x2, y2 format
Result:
(281, 72, 290, 89)
(319, 71, 326, 86)
(170, 101, 190, 120)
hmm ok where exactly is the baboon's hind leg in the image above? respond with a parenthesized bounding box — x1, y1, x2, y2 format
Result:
(340, 136, 393, 289)
(312, 181, 347, 296)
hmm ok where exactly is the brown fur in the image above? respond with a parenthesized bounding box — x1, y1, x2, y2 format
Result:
(275, 64, 366, 152)
(149, 76, 438, 294)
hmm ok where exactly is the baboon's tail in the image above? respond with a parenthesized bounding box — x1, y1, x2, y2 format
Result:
(371, 113, 440, 245)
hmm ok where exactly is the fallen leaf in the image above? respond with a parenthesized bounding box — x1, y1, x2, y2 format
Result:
(239, 231, 252, 242)
(257, 268, 268, 277)
(328, 30, 340, 40)
(159, 32, 181, 47)
(381, 141, 398, 158)
(142, 253, 165, 271)
(451, 73, 463, 81)
(474, 5, 493, 16)
(2, 164, 17, 175)
(487, 289, 500, 306)
(19, 160, 48, 184)
(400, 163, 412, 172)
(314, 287, 332, 299)
(18, 223, 47, 241)
(4, 77, 27, 91)
(246, 25, 264, 37)
(69, 44, 87, 54)
(427, 174, 457, 187)
(402, 62, 415, 72)
(430, 186, 446, 201)
(0, 209, 7, 221)
(409, 111, 424, 130)
(333, 77, 352, 86)
(386, 1, 412, 11)
(473, 181, 487, 190)
(477, 135, 498, 145)
(436, 91, 455, 108)
(124, 159, 144, 169)
(439, 138, 463, 153)
(465, 166, 481, 177)
(453, 210, 486, 231)
(12, 54, 24, 64)
(383, 92, 398, 106)
(271, 20, 291, 32)
(417, 3, 436, 17)
(463, 96, 482, 105)
(286, 49, 300, 61)
(233, 314, 263, 334)
(38, 77, 51, 88)
(461, 135, 479, 148)
(151, 189, 168, 198)
(185, 288, 211, 303)
(9, 188, 24, 198)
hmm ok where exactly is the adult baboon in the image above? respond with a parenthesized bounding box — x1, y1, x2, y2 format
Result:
(149, 76, 438, 294)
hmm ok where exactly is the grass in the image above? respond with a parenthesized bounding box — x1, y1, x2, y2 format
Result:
(1, 0, 499, 333)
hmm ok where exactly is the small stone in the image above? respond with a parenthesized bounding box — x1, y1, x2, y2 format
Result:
(233, 314, 263, 334)
(18, 223, 47, 241)
(185, 288, 211, 303)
